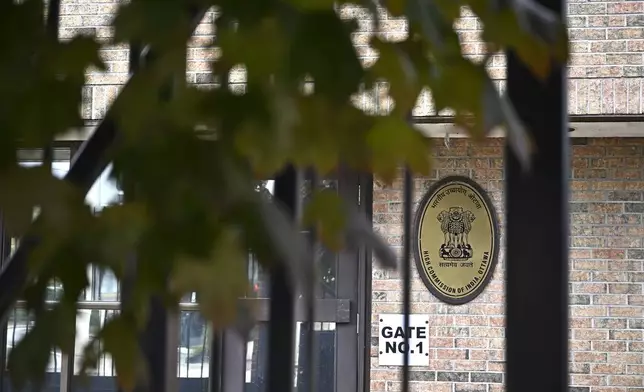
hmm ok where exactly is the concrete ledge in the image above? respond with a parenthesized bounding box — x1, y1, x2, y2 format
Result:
(413, 121, 644, 138)
(54, 120, 644, 142)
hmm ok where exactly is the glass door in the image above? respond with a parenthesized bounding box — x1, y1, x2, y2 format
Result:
(224, 168, 365, 392)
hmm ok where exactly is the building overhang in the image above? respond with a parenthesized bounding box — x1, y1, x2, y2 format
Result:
(412, 115, 644, 138)
(54, 115, 644, 142)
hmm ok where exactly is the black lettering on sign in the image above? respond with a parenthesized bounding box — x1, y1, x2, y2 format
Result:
(423, 250, 431, 265)
(478, 251, 490, 275)
(413, 176, 500, 305)
(467, 192, 482, 209)
(381, 325, 428, 338)
(383, 342, 427, 354)
(382, 326, 426, 339)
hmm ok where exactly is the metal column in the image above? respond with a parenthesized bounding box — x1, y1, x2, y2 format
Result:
(505, 1, 569, 392)
(266, 166, 300, 392)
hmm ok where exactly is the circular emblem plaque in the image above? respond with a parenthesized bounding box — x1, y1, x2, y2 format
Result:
(413, 176, 499, 305)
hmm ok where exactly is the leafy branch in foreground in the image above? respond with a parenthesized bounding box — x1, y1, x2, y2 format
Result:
(0, 0, 567, 389)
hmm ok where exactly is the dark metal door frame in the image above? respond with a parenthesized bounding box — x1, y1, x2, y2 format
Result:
(356, 173, 372, 392)
(220, 168, 368, 392)
(335, 167, 361, 392)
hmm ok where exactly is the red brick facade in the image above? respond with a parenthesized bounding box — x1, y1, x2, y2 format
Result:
(371, 138, 644, 392)
(63, 1, 644, 121)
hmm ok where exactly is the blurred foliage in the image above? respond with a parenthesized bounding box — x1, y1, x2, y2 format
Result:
(0, 0, 567, 389)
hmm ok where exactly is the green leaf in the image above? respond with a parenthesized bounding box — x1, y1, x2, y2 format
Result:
(218, 18, 286, 82)
(288, 11, 364, 103)
(101, 316, 147, 392)
(479, 9, 549, 79)
(7, 302, 78, 390)
(7, 317, 53, 391)
(471, 0, 568, 80)
(22, 276, 51, 312)
(366, 115, 432, 183)
(28, 209, 93, 279)
(286, 0, 335, 11)
(369, 38, 423, 115)
(433, 56, 486, 114)
(78, 338, 102, 380)
(230, 192, 314, 292)
(94, 203, 149, 275)
(112, 0, 193, 49)
(214, 0, 279, 26)
(407, 0, 454, 50)
(303, 189, 347, 251)
(433, 0, 462, 20)
(218, 86, 295, 178)
(55, 35, 106, 77)
(0, 0, 566, 383)
(396, 32, 434, 86)
(333, 106, 375, 173)
(112, 65, 169, 142)
(384, 0, 407, 16)
(510, 0, 569, 63)
(290, 96, 341, 174)
(0, 166, 82, 237)
(170, 229, 250, 328)
(49, 302, 78, 354)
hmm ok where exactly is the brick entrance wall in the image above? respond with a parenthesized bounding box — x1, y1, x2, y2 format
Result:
(49, 1, 644, 390)
(371, 137, 644, 392)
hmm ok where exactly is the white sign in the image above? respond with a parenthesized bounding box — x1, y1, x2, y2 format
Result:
(378, 314, 430, 366)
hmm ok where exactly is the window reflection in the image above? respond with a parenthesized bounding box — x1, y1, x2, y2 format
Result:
(86, 268, 119, 302)
(74, 310, 119, 377)
(178, 311, 210, 379)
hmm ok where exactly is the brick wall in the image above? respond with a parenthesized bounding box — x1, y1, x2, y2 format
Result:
(371, 137, 644, 392)
(57, 0, 644, 125)
(566, 0, 644, 115)
(345, 0, 644, 116)
(50, 2, 644, 390)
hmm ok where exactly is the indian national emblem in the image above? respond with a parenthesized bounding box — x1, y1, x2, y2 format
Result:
(437, 207, 476, 260)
